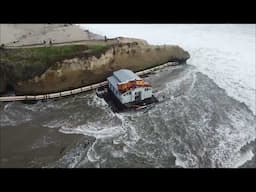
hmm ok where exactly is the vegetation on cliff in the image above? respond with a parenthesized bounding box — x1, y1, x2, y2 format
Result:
(0, 44, 110, 82)
(0, 41, 190, 95)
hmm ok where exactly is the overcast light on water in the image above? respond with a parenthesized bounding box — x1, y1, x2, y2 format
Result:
(79, 24, 256, 168)
(1, 24, 255, 168)
(79, 24, 256, 115)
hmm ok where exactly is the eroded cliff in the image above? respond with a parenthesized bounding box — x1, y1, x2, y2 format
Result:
(0, 41, 190, 95)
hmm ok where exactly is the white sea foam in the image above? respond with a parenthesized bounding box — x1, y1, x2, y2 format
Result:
(232, 150, 254, 168)
(80, 24, 256, 114)
(61, 24, 256, 168)
(43, 119, 72, 129)
(213, 110, 256, 167)
(0, 114, 16, 127)
(173, 152, 187, 168)
(59, 123, 124, 139)
(1, 102, 32, 126)
(87, 141, 101, 162)
(87, 94, 108, 108)
(111, 150, 125, 158)
(42, 24, 255, 168)
(58, 112, 126, 139)
(149, 69, 256, 168)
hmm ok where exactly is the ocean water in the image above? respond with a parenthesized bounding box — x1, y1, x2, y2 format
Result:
(1, 24, 255, 168)
(79, 24, 256, 115)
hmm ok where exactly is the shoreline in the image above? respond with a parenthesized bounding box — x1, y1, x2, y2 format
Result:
(0, 61, 180, 102)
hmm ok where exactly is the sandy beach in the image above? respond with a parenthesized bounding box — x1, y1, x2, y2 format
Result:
(0, 24, 103, 46)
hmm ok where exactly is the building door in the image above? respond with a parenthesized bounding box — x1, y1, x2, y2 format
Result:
(135, 91, 141, 102)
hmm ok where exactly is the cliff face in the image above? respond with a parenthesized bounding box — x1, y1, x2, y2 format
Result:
(0, 42, 190, 95)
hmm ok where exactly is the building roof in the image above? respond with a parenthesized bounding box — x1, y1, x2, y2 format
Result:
(107, 69, 142, 91)
(113, 69, 141, 83)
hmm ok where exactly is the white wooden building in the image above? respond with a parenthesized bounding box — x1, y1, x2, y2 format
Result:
(107, 69, 153, 105)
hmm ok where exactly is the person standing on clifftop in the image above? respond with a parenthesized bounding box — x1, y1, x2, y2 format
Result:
(117, 37, 120, 44)
(104, 35, 107, 42)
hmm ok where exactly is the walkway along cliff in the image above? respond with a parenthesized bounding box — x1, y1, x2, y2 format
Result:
(0, 38, 190, 98)
(0, 62, 179, 102)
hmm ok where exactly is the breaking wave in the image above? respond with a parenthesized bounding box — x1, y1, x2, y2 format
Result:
(52, 65, 256, 168)
(0, 102, 32, 127)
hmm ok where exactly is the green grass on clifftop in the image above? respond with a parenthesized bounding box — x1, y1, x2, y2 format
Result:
(0, 44, 110, 81)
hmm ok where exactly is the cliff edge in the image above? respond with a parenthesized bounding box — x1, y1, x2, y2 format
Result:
(0, 24, 190, 95)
